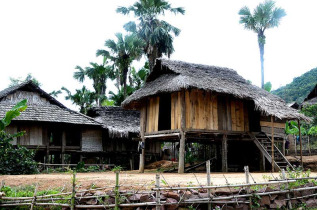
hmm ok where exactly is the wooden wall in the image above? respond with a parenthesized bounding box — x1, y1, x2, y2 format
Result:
(185, 90, 218, 130)
(145, 97, 160, 133)
(142, 89, 252, 133)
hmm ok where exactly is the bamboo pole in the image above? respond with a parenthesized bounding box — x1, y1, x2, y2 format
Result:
(271, 116, 275, 172)
(30, 184, 38, 210)
(298, 119, 303, 168)
(70, 172, 76, 210)
(178, 90, 186, 173)
(155, 174, 160, 210)
(206, 160, 211, 210)
(114, 171, 120, 210)
(281, 169, 292, 209)
(244, 166, 251, 209)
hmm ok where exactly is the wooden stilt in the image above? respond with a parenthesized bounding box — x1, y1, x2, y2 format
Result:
(178, 90, 186, 174)
(271, 116, 275, 172)
(222, 134, 228, 172)
(139, 106, 147, 173)
(260, 153, 265, 171)
(298, 120, 303, 168)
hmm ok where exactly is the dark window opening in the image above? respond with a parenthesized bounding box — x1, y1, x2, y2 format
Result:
(66, 128, 81, 146)
(48, 129, 62, 146)
(158, 94, 171, 131)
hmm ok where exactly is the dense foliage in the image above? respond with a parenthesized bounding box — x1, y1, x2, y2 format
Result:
(272, 67, 317, 103)
(0, 100, 38, 175)
(9, 73, 41, 87)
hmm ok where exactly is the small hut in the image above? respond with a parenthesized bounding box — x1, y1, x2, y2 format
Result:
(122, 59, 309, 173)
(0, 81, 103, 164)
(87, 106, 161, 169)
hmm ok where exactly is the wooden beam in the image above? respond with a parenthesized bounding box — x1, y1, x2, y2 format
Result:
(222, 134, 228, 172)
(298, 119, 303, 168)
(61, 131, 66, 164)
(178, 90, 186, 173)
(271, 116, 275, 172)
(139, 105, 147, 173)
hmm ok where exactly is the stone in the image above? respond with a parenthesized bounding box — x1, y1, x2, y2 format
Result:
(190, 189, 199, 195)
(104, 197, 115, 204)
(306, 198, 317, 208)
(274, 199, 286, 208)
(259, 195, 270, 206)
(215, 188, 240, 195)
(269, 203, 277, 209)
(198, 188, 207, 193)
(222, 206, 235, 210)
(198, 192, 209, 198)
(129, 194, 142, 201)
(270, 194, 278, 200)
(166, 192, 180, 201)
(94, 190, 105, 196)
(160, 194, 167, 200)
(183, 191, 191, 199)
(86, 198, 98, 205)
(166, 197, 178, 210)
(235, 204, 249, 210)
(140, 194, 150, 202)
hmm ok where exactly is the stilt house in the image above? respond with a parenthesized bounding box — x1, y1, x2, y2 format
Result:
(302, 84, 317, 107)
(0, 81, 103, 164)
(122, 59, 309, 173)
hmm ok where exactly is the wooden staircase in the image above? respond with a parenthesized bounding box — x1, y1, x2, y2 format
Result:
(250, 132, 294, 171)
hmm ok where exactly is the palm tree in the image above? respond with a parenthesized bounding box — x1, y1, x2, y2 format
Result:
(97, 33, 144, 98)
(73, 59, 114, 106)
(117, 0, 185, 72)
(61, 86, 95, 114)
(239, 0, 286, 89)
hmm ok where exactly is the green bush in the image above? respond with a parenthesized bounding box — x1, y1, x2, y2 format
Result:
(0, 99, 38, 175)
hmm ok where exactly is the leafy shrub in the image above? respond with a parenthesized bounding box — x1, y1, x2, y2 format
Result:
(0, 99, 38, 175)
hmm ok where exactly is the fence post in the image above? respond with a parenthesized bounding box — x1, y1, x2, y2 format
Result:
(30, 184, 38, 210)
(244, 166, 251, 208)
(155, 174, 161, 210)
(206, 160, 211, 210)
(115, 171, 120, 210)
(281, 169, 292, 209)
(70, 171, 76, 210)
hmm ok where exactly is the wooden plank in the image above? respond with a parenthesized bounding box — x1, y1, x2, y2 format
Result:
(240, 101, 245, 131)
(179, 90, 186, 174)
(226, 97, 232, 131)
(235, 100, 242, 131)
(154, 97, 159, 131)
(231, 100, 237, 131)
(177, 92, 181, 129)
(205, 92, 212, 130)
(185, 90, 191, 128)
(171, 93, 176, 130)
(198, 90, 206, 129)
(190, 90, 196, 129)
(212, 95, 218, 130)
(260, 121, 285, 129)
(244, 103, 249, 131)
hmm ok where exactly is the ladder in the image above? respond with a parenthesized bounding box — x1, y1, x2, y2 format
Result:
(250, 132, 294, 171)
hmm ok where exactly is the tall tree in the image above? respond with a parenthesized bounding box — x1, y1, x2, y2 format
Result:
(61, 86, 95, 114)
(117, 0, 185, 72)
(9, 73, 41, 87)
(239, 1, 286, 89)
(73, 60, 114, 106)
(97, 33, 144, 98)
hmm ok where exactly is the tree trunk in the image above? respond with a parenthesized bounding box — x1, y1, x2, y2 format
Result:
(258, 33, 265, 89)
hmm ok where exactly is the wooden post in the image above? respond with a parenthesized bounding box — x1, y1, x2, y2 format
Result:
(70, 171, 76, 210)
(244, 166, 251, 208)
(61, 131, 66, 164)
(222, 134, 228, 172)
(30, 184, 38, 210)
(294, 134, 297, 156)
(178, 90, 186, 174)
(271, 116, 275, 172)
(260, 153, 266, 172)
(139, 105, 147, 173)
(155, 174, 160, 210)
(206, 160, 211, 210)
(281, 169, 292, 209)
(298, 120, 303, 168)
(114, 171, 120, 210)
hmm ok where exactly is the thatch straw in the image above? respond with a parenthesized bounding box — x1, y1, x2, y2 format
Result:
(123, 59, 310, 121)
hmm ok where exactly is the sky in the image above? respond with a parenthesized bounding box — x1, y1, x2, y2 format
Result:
(1, 0, 317, 110)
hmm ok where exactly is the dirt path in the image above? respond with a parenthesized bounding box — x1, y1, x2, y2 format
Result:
(2, 171, 316, 191)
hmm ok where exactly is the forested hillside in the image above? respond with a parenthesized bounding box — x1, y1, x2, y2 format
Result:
(272, 67, 317, 103)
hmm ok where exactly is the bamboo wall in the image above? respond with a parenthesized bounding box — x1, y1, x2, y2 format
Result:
(143, 89, 252, 133)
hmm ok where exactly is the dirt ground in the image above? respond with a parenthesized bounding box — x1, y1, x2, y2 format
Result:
(2, 170, 317, 191)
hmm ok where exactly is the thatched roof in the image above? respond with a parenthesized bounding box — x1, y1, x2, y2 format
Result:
(0, 81, 100, 126)
(302, 84, 317, 107)
(123, 59, 310, 121)
(87, 106, 140, 139)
